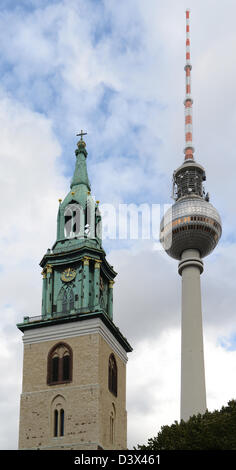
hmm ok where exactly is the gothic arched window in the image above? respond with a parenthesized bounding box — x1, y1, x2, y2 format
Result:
(64, 203, 84, 239)
(68, 288, 74, 312)
(58, 287, 75, 315)
(108, 354, 117, 397)
(47, 342, 73, 385)
(110, 403, 116, 444)
(54, 409, 58, 437)
(60, 409, 65, 436)
(51, 395, 65, 438)
(62, 290, 67, 314)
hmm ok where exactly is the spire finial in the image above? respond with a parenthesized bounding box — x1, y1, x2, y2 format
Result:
(184, 9, 194, 161)
(76, 129, 87, 142)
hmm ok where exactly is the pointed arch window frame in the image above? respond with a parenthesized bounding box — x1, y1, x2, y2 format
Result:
(64, 202, 85, 239)
(58, 285, 75, 316)
(110, 403, 116, 445)
(108, 354, 118, 397)
(47, 342, 73, 386)
(51, 395, 66, 438)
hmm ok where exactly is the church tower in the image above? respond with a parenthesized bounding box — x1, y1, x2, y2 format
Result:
(17, 133, 132, 450)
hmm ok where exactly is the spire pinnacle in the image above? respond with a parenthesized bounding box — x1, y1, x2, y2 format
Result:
(76, 130, 87, 146)
(71, 131, 91, 190)
(184, 9, 194, 161)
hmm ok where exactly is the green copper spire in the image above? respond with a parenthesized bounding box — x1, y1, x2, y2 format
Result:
(70, 131, 91, 191)
(17, 132, 132, 366)
(54, 132, 101, 245)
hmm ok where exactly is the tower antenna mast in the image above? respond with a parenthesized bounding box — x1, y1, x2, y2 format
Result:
(184, 9, 194, 161)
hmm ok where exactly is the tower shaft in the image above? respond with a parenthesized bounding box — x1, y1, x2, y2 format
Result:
(178, 249, 207, 421)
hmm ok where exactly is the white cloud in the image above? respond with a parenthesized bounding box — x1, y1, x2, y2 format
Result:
(0, 0, 236, 450)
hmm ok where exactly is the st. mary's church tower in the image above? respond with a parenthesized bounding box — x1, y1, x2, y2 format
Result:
(17, 133, 132, 450)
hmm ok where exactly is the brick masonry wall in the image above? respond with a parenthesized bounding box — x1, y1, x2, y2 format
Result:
(18, 331, 127, 450)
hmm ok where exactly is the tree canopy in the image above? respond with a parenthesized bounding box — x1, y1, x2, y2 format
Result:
(136, 400, 236, 450)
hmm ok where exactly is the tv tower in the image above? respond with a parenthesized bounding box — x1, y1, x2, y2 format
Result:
(160, 9, 222, 421)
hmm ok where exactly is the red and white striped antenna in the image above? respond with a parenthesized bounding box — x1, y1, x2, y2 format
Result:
(184, 9, 194, 161)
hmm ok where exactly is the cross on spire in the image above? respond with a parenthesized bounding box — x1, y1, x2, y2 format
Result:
(76, 130, 87, 141)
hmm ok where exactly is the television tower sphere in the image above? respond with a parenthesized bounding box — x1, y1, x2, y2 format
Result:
(160, 161, 222, 260)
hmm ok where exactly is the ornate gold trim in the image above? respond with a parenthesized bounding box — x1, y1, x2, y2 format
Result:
(83, 256, 90, 266)
(94, 259, 102, 269)
(46, 264, 53, 274)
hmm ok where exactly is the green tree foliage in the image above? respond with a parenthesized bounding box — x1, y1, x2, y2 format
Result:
(136, 400, 236, 450)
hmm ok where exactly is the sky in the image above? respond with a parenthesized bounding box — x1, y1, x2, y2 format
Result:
(0, 0, 236, 450)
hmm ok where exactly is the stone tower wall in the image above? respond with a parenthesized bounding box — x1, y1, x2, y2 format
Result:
(18, 320, 127, 450)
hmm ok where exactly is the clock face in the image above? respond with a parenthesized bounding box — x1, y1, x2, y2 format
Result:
(61, 267, 76, 283)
